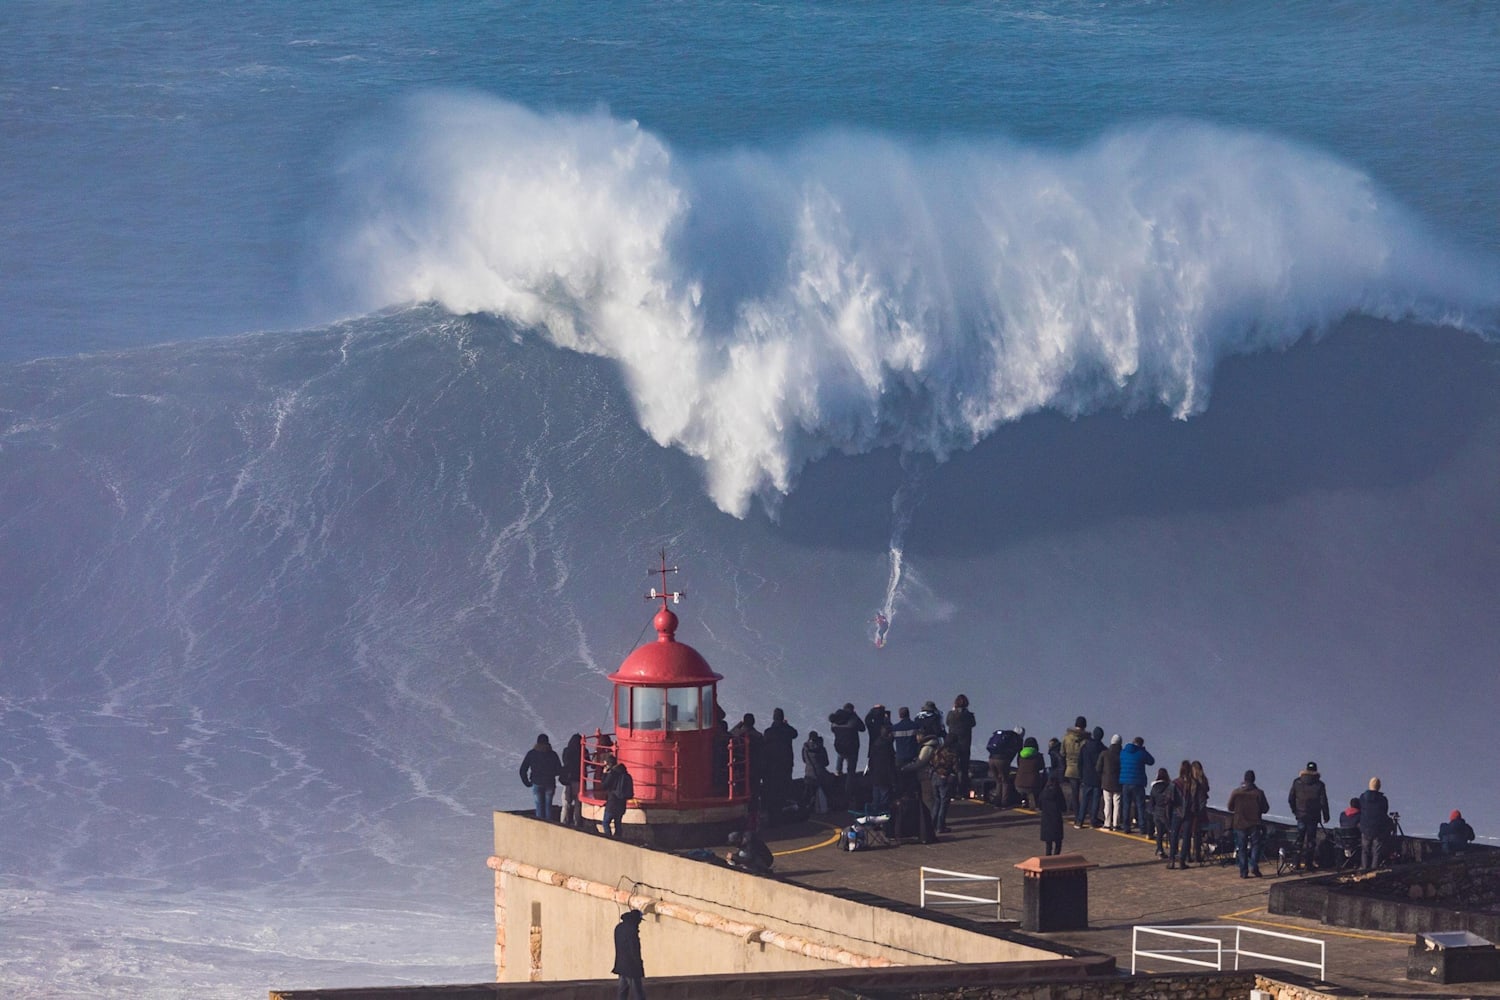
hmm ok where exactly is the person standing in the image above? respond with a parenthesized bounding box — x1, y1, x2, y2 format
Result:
(560, 733, 584, 828)
(1061, 716, 1088, 816)
(1148, 767, 1182, 861)
(728, 712, 764, 807)
(611, 909, 647, 1000)
(945, 695, 977, 800)
(1189, 761, 1212, 862)
(863, 703, 891, 771)
(985, 726, 1023, 807)
(900, 732, 941, 844)
(761, 708, 799, 823)
(1075, 726, 1105, 828)
(1098, 735, 1124, 831)
(866, 721, 897, 815)
(1227, 769, 1270, 878)
(1358, 777, 1391, 872)
(1039, 771, 1068, 856)
(892, 707, 920, 767)
(801, 731, 832, 813)
(519, 733, 563, 821)
(827, 703, 866, 780)
(1287, 761, 1330, 871)
(1169, 760, 1198, 868)
(1119, 736, 1155, 835)
(601, 754, 635, 838)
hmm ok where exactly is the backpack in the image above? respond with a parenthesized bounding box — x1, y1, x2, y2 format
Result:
(986, 729, 1020, 760)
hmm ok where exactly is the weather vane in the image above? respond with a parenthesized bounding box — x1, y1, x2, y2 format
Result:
(645, 549, 685, 609)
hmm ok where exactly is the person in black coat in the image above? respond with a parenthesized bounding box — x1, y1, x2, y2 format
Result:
(1038, 772, 1067, 856)
(1358, 777, 1391, 871)
(611, 909, 646, 1000)
(1440, 810, 1476, 854)
(761, 708, 799, 823)
(866, 722, 897, 815)
(828, 703, 866, 778)
(560, 733, 584, 828)
(1287, 762, 1330, 870)
(518, 734, 563, 821)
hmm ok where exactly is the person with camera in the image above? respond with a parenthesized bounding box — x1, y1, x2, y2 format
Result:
(1357, 777, 1392, 871)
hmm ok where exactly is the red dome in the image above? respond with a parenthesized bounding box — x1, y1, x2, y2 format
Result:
(609, 607, 723, 685)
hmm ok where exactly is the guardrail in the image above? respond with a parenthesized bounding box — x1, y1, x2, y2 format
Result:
(919, 866, 1002, 921)
(1132, 924, 1325, 981)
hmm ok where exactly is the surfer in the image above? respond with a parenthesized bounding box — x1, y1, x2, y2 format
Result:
(871, 612, 889, 648)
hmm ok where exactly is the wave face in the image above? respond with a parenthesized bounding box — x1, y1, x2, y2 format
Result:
(329, 96, 1499, 517)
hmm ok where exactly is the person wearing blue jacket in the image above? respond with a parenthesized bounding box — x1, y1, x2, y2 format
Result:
(1119, 736, 1155, 836)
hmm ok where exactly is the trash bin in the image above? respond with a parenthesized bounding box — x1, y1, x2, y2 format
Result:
(1407, 931, 1500, 984)
(1014, 853, 1096, 932)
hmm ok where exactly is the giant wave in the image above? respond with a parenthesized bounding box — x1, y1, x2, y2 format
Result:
(327, 94, 1499, 518)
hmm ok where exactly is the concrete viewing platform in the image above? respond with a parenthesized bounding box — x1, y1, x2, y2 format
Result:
(761, 797, 1489, 997)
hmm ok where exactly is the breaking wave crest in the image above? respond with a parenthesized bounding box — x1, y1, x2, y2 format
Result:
(330, 93, 1500, 517)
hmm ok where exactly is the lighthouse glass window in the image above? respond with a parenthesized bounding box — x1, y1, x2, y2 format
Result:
(630, 687, 665, 731)
(665, 686, 703, 731)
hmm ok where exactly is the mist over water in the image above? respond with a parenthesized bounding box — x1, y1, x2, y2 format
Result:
(331, 96, 1499, 517)
(5, 2, 1500, 997)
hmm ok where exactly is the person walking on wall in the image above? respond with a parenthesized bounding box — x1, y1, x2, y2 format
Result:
(519, 733, 563, 821)
(612, 909, 647, 1000)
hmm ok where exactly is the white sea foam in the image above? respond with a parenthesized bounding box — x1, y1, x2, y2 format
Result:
(332, 94, 1500, 517)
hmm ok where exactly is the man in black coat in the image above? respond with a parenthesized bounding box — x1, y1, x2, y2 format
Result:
(1358, 777, 1391, 871)
(761, 708, 799, 823)
(518, 734, 563, 821)
(1287, 761, 1330, 870)
(612, 909, 646, 999)
(828, 703, 866, 777)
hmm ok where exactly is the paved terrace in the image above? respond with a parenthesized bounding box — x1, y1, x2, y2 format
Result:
(762, 798, 1482, 997)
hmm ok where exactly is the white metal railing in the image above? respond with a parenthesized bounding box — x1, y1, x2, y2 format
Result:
(1132, 924, 1325, 981)
(919, 866, 1002, 921)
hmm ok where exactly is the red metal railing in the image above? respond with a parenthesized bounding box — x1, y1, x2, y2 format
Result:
(578, 732, 750, 807)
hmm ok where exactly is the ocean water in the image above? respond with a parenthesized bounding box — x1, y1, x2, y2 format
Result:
(2, 3, 1498, 996)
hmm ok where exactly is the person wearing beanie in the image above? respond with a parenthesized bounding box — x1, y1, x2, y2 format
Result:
(519, 733, 564, 821)
(1014, 736, 1046, 809)
(1098, 734, 1124, 830)
(1075, 726, 1106, 828)
(1357, 776, 1391, 871)
(1226, 769, 1269, 878)
(1440, 810, 1476, 854)
(1287, 761, 1330, 871)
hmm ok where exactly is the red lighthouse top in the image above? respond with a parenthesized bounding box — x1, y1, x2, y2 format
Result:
(608, 555, 722, 685)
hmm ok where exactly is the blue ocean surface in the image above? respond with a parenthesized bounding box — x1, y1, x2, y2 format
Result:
(2, 2, 1498, 996)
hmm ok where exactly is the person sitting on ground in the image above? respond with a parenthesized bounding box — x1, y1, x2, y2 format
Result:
(1439, 810, 1476, 855)
(726, 830, 775, 874)
(1338, 796, 1361, 829)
